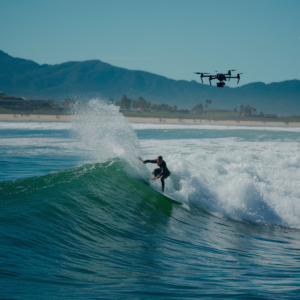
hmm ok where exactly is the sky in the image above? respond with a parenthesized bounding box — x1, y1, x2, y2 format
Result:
(1, 0, 299, 87)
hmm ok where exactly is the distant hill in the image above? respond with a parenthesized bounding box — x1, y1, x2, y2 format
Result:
(0, 50, 299, 115)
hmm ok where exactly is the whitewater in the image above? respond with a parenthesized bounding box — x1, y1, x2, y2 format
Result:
(1, 101, 300, 299)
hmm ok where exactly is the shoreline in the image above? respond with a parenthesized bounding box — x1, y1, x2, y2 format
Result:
(0, 114, 300, 127)
(126, 117, 300, 127)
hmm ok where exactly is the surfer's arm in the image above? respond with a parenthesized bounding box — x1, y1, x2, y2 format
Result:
(157, 169, 164, 178)
(143, 159, 157, 164)
(137, 157, 157, 164)
(152, 168, 164, 180)
(152, 168, 165, 180)
(158, 162, 167, 177)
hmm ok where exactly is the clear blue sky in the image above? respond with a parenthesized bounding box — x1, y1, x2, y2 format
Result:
(1, 0, 299, 87)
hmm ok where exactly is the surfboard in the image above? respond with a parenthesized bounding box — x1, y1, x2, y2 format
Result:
(141, 180, 182, 205)
(156, 190, 183, 205)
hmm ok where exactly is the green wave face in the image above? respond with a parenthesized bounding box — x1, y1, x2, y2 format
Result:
(0, 160, 186, 283)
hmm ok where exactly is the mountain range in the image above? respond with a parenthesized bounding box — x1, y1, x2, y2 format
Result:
(0, 50, 299, 115)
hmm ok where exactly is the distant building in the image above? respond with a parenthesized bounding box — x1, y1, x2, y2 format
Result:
(263, 114, 278, 118)
(177, 109, 190, 114)
(0, 93, 52, 111)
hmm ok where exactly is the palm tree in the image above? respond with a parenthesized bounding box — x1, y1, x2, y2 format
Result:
(205, 99, 212, 115)
(240, 105, 244, 116)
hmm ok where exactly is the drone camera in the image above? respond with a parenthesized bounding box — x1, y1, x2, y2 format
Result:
(217, 82, 225, 88)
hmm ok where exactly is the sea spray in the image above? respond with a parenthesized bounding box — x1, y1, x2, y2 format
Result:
(71, 99, 148, 179)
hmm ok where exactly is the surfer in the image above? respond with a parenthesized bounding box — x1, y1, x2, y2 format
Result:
(137, 156, 171, 193)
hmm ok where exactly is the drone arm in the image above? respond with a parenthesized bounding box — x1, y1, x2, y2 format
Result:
(209, 77, 217, 86)
(225, 76, 240, 84)
(201, 74, 213, 84)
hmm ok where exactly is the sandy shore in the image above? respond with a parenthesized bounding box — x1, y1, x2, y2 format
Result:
(0, 114, 299, 127)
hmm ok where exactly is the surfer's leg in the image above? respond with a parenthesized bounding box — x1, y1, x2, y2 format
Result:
(161, 176, 165, 193)
(164, 173, 170, 180)
(153, 168, 161, 177)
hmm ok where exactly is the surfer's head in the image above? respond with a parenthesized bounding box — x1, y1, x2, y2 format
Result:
(157, 156, 163, 164)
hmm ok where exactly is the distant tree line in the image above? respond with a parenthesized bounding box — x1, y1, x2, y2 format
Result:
(191, 99, 212, 114)
(115, 95, 178, 112)
(115, 95, 215, 114)
(239, 104, 257, 116)
(49, 98, 75, 109)
(115, 95, 132, 110)
(115, 95, 267, 118)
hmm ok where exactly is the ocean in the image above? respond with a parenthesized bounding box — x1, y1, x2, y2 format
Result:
(1, 101, 300, 299)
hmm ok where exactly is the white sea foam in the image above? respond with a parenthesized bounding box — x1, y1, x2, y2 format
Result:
(131, 123, 300, 132)
(0, 121, 72, 130)
(140, 138, 300, 229)
(0, 137, 87, 156)
(1, 119, 300, 132)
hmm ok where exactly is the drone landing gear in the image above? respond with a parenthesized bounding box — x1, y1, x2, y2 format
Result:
(217, 82, 225, 88)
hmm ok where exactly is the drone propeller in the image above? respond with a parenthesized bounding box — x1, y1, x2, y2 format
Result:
(194, 72, 210, 83)
(228, 70, 237, 81)
(237, 73, 243, 84)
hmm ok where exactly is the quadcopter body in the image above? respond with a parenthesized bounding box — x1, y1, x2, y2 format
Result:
(195, 70, 243, 87)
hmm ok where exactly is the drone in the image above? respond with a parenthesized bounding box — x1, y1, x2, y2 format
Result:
(194, 70, 243, 87)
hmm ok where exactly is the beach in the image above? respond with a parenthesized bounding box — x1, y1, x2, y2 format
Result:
(1, 113, 299, 127)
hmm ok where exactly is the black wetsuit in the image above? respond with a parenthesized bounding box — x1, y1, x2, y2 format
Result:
(143, 159, 171, 191)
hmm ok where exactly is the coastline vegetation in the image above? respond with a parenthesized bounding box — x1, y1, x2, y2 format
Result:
(1, 93, 300, 123)
(114, 95, 300, 123)
(121, 110, 239, 120)
(121, 110, 300, 123)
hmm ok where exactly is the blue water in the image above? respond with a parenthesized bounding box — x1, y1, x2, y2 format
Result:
(1, 106, 300, 299)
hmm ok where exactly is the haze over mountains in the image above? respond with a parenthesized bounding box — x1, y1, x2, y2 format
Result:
(0, 50, 299, 116)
